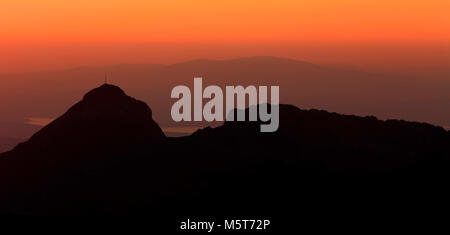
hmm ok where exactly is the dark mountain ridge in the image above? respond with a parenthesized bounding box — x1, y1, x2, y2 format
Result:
(0, 84, 449, 224)
(10, 84, 165, 154)
(1, 56, 449, 140)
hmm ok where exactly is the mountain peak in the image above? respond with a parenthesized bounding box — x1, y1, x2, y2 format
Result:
(83, 83, 126, 102)
(8, 84, 166, 156)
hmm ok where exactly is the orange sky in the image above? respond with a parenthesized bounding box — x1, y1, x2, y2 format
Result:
(1, 0, 449, 72)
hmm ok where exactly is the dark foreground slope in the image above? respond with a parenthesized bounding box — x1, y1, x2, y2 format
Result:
(0, 84, 449, 227)
(169, 105, 450, 216)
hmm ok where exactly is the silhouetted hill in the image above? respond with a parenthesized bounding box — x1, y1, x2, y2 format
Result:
(0, 85, 449, 228)
(1, 56, 449, 138)
(0, 84, 166, 215)
(191, 104, 450, 171)
(9, 84, 165, 155)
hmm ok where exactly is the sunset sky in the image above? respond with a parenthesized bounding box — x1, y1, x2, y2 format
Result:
(1, 0, 449, 72)
(1, 0, 450, 141)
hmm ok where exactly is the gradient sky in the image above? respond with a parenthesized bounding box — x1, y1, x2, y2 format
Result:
(1, 0, 449, 72)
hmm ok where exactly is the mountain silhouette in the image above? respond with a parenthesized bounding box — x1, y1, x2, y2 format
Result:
(2, 56, 449, 139)
(0, 84, 449, 228)
(0, 84, 166, 215)
(4, 84, 165, 160)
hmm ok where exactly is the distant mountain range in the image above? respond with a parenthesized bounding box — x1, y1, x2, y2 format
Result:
(1, 56, 449, 141)
(1, 84, 449, 224)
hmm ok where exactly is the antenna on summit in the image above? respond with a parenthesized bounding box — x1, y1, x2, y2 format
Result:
(104, 73, 107, 84)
